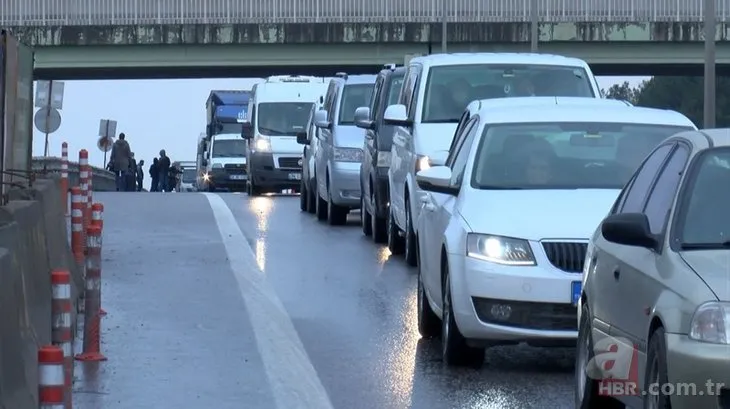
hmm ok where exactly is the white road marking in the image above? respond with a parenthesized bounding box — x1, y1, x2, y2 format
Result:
(203, 192, 334, 409)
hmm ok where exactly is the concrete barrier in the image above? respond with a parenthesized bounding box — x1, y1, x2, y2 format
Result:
(32, 156, 116, 192)
(0, 177, 83, 408)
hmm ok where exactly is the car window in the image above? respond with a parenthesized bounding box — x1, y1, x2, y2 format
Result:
(338, 84, 374, 125)
(620, 144, 674, 212)
(677, 147, 730, 245)
(387, 74, 404, 106)
(450, 117, 480, 186)
(468, 123, 687, 191)
(400, 68, 416, 110)
(407, 68, 421, 119)
(643, 145, 689, 234)
(445, 111, 471, 166)
(257, 102, 314, 136)
(369, 77, 384, 120)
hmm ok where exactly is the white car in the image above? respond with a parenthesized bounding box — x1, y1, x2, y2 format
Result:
(383, 52, 604, 267)
(413, 101, 696, 367)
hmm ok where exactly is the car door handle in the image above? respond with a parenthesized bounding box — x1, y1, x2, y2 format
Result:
(419, 196, 429, 204)
(424, 203, 436, 211)
(613, 269, 620, 280)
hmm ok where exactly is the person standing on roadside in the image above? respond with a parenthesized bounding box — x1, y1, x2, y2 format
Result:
(129, 153, 138, 191)
(137, 159, 145, 191)
(110, 133, 132, 191)
(149, 158, 159, 192)
(158, 150, 171, 192)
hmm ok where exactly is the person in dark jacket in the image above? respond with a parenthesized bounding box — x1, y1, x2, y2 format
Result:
(149, 158, 159, 192)
(158, 150, 171, 192)
(110, 133, 132, 191)
(136, 160, 145, 191)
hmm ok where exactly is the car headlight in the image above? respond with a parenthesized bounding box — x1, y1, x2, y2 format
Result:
(212, 163, 223, 169)
(203, 173, 210, 181)
(416, 154, 431, 172)
(334, 147, 362, 162)
(254, 138, 272, 152)
(466, 234, 536, 266)
(376, 151, 391, 167)
(689, 302, 730, 344)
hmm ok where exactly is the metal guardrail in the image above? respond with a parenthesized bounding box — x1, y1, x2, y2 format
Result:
(1, 0, 728, 25)
(31, 156, 116, 192)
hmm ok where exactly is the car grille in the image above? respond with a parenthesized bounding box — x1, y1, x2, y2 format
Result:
(224, 164, 246, 175)
(278, 157, 301, 169)
(542, 241, 588, 273)
(472, 297, 577, 331)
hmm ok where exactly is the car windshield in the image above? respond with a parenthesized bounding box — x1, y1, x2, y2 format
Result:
(182, 168, 197, 183)
(471, 122, 693, 190)
(211, 139, 247, 157)
(387, 75, 404, 105)
(338, 84, 374, 125)
(678, 148, 730, 248)
(422, 64, 596, 123)
(257, 102, 313, 135)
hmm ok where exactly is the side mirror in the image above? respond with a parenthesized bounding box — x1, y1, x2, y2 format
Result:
(296, 131, 309, 145)
(314, 110, 331, 129)
(429, 150, 449, 166)
(202, 159, 208, 167)
(383, 104, 412, 127)
(416, 166, 458, 195)
(354, 106, 374, 130)
(601, 213, 657, 249)
(241, 121, 253, 139)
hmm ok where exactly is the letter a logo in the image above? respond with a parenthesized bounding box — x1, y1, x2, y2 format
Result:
(587, 335, 639, 383)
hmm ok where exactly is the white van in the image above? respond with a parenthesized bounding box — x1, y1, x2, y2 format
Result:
(241, 76, 329, 196)
(383, 53, 603, 265)
(201, 133, 248, 192)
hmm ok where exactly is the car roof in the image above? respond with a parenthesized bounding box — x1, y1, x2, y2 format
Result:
(409, 53, 591, 68)
(475, 104, 696, 127)
(464, 97, 630, 114)
(332, 74, 377, 86)
(689, 129, 730, 147)
(379, 66, 407, 77)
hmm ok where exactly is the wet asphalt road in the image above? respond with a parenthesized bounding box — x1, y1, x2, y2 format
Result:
(74, 192, 576, 409)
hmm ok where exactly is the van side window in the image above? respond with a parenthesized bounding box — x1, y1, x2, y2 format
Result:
(406, 68, 421, 119)
(250, 103, 257, 129)
(323, 82, 337, 119)
(449, 117, 480, 186)
(400, 67, 415, 108)
(370, 76, 384, 120)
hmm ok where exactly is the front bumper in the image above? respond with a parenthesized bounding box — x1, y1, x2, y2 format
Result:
(329, 162, 361, 207)
(664, 333, 730, 408)
(207, 165, 248, 188)
(249, 152, 302, 188)
(449, 254, 579, 346)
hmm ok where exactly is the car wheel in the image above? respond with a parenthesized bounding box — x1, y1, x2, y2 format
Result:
(417, 245, 441, 338)
(404, 198, 418, 266)
(575, 304, 625, 409)
(442, 266, 485, 368)
(207, 183, 216, 192)
(300, 178, 308, 212)
(306, 180, 317, 214)
(361, 193, 372, 236)
(387, 208, 405, 255)
(247, 180, 262, 196)
(327, 180, 348, 226)
(315, 186, 327, 221)
(644, 327, 670, 409)
(371, 189, 388, 244)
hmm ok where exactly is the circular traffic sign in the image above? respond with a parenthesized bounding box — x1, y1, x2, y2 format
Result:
(34, 107, 62, 134)
(97, 136, 114, 152)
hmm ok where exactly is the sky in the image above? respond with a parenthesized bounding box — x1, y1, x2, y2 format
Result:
(31, 76, 648, 169)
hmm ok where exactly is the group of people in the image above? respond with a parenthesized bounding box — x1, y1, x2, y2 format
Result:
(108, 133, 179, 192)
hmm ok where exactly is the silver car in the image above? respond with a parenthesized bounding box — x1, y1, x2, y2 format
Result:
(313, 74, 376, 225)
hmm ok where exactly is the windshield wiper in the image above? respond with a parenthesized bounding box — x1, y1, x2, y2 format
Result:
(680, 241, 730, 250)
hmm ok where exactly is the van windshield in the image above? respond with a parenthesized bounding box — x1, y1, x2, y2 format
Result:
(470, 122, 692, 190)
(212, 139, 247, 158)
(422, 64, 596, 123)
(257, 102, 313, 135)
(182, 168, 197, 183)
(339, 84, 374, 124)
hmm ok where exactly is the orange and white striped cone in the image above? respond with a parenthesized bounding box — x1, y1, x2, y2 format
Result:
(70, 187, 86, 315)
(90, 203, 106, 316)
(86, 168, 93, 219)
(51, 270, 73, 409)
(75, 225, 107, 362)
(78, 150, 90, 248)
(61, 142, 69, 216)
(38, 345, 65, 409)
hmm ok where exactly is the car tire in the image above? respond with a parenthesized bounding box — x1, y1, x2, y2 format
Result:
(247, 180, 262, 196)
(327, 183, 348, 226)
(575, 304, 625, 409)
(387, 208, 405, 255)
(371, 189, 388, 244)
(417, 244, 441, 338)
(315, 186, 327, 221)
(300, 178, 308, 212)
(644, 327, 670, 409)
(361, 193, 372, 236)
(442, 266, 485, 368)
(404, 198, 418, 266)
(207, 183, 216, 192)
(306, 180, 317, 214)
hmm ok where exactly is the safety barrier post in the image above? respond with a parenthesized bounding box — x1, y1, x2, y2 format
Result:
(78, 150, 89, 246)
(38, 345, 65, 409)
(91, 203, 103, 230)
(51, 270, 73, 409)
(86, 168, 93, 217)
(70, 187, 85, 315)
(75, 225, 107, 362)
(60, 142, 68, 216)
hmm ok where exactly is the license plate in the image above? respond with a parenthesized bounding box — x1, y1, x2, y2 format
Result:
(288, 173, 301, 180)
(229, 174, 246, 180)
(572, 281, 582, 305)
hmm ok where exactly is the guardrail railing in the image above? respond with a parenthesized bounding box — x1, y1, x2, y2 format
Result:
(1, 0, 728, 25)
(31, 157, 116, 192)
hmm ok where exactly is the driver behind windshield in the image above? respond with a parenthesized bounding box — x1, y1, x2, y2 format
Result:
(518, 139, 557, 185)
(445, 78, 473, 119)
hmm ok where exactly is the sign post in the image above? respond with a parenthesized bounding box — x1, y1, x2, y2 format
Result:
(35, 80, 65, 156)
(97, 119, 117, 168)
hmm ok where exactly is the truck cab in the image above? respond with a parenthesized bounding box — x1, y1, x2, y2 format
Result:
(241, 75, 328, 196)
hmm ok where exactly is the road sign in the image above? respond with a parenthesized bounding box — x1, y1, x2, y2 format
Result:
(35, 80, 65, 109)
(97, 136, 114, 152)
(98, 119, 117, 138)
(34, 107, 61, 134)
